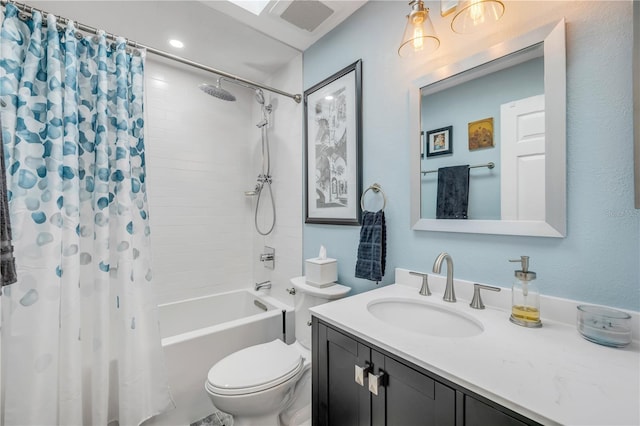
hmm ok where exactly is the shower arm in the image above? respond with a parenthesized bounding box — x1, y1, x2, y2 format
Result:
(0, 0, 303, 104)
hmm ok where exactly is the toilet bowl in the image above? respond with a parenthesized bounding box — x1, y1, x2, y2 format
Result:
(205, 277, 350, 426)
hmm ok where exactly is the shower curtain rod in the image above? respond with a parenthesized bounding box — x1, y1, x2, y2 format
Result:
(0, 0, 303, 103)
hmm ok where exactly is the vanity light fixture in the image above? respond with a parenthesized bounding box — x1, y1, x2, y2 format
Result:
(398, 0, 440, 58)
(450, 0, 505, 34)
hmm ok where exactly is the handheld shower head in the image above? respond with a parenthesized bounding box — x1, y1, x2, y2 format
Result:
(199, 78, 236, 102)
(255, 89, 265, 105)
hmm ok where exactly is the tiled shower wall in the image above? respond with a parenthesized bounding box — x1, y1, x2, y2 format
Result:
(251, 55, 304, 307)
(145, 55, 303, 306)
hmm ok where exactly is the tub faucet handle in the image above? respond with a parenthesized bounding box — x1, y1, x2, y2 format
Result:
(260, 246, 275, 270)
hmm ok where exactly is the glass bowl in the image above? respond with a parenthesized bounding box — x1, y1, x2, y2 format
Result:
(577, 305, 632, 348)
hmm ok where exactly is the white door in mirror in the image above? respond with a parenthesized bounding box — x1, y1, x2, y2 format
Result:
(501, 94, 545, 221)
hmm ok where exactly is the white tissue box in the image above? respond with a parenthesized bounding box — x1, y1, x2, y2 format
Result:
(305, 258, 337, 287)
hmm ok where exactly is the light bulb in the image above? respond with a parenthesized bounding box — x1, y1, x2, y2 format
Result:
(468, 0, 485, 25)
(413, 26, 424, 50)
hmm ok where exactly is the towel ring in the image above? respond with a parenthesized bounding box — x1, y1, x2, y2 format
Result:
(361, 183, 387, 211)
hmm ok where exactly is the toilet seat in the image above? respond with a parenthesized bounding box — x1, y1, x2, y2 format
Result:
(206, 339, 303, 396)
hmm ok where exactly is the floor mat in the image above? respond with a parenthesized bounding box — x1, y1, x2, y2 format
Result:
(190, 411, 234, 426)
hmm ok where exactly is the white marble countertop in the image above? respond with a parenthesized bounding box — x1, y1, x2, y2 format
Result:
(310, 269, 640, 426)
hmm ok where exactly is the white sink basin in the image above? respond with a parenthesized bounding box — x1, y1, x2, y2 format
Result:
(367, 298, 484, 338)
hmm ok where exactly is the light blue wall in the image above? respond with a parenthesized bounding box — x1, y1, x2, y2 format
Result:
(420, 57, 544, 220)
(303, 1, 639, 311)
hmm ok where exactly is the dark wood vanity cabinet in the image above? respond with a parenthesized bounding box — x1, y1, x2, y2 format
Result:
(312, 318, 539, 426)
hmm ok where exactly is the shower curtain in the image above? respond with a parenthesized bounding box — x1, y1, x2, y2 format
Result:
(0, 4, 173, 425)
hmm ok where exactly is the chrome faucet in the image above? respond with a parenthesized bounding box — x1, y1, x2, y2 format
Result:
(255, 280, 272, 291)
(432, 252, 456, 302)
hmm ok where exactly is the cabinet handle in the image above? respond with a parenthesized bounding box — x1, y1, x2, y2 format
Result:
(368, 370, 387, 396)
(354, 363, 372, 386)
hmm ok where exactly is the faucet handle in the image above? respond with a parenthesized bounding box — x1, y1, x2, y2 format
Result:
(470, 283, 501, 310)
(409, 271, 431, 296)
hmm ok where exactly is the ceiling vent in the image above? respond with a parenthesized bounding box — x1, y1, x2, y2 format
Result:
(279, 0, 334, 32)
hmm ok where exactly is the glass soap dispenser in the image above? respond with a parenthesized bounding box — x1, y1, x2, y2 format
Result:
(509, 256, 542, 328)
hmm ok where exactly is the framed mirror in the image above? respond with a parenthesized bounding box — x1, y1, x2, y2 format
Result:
(410, 19, 566, 237)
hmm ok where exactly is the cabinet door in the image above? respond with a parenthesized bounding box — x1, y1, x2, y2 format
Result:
(374, 354, 456, 426)
(464, 395, 529, 426)
(314, 321, 371, 426)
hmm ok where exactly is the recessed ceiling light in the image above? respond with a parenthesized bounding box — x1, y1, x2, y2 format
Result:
(169, 39, 184, 48)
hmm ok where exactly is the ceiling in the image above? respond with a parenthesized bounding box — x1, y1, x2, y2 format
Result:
(24, 1, 368, 83)
(199, 0, 368, 52)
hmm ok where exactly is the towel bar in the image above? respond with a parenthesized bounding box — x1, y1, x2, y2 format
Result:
(361, 183, 387, 211)
(421, 162, 495, 175)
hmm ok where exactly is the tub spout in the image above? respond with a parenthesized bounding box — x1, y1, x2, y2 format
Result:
(255, 280, 272, 291)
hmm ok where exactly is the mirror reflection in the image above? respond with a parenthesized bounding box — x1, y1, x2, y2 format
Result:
(420, 45, 544, 221)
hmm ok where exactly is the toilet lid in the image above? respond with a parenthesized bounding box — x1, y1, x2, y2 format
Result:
(207, 339, 303, 396)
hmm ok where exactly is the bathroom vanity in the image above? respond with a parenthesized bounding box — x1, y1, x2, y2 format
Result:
(312, 318, 536, 426)
(310, 269, 640, 426)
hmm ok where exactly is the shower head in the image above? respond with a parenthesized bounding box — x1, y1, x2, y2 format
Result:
(199, 79, 236, 102)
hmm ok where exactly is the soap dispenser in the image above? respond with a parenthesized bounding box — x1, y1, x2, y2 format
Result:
(509, 256, 542, 328)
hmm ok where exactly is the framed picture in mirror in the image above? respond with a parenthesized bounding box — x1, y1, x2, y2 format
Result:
(468, 117, 495, 150)
(426, 126, 453, 157)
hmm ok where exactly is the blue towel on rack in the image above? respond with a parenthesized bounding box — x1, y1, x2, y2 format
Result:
(436, 165, 470, 219)
(355, 210, 386, 283)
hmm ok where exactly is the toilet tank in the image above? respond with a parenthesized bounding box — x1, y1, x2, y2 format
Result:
(290, 276, 350, 349)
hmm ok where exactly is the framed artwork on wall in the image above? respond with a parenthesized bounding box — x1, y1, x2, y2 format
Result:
(304, 60, 363, 225)
(468, 117, 495, 150)
(426, 126, 453, 157)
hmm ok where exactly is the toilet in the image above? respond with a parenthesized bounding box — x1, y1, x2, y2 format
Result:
(205, 276, 350, 426)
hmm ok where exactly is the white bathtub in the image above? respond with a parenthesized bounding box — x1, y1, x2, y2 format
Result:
(144, 289, 294, 426)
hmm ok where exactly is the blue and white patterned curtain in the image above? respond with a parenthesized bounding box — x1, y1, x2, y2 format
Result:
(0, 4, 173, 425)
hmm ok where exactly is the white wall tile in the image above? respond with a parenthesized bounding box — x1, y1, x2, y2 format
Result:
(145, 58, 256, 304)
(145, 54, 303, 306)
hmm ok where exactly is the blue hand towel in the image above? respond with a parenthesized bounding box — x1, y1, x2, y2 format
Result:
(355, 210, 386, 283)
(436, 165, 470, 219)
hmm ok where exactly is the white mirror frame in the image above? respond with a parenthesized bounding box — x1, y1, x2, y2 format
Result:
(634, 2, 639, 209)
(410, 19, 566, 237)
